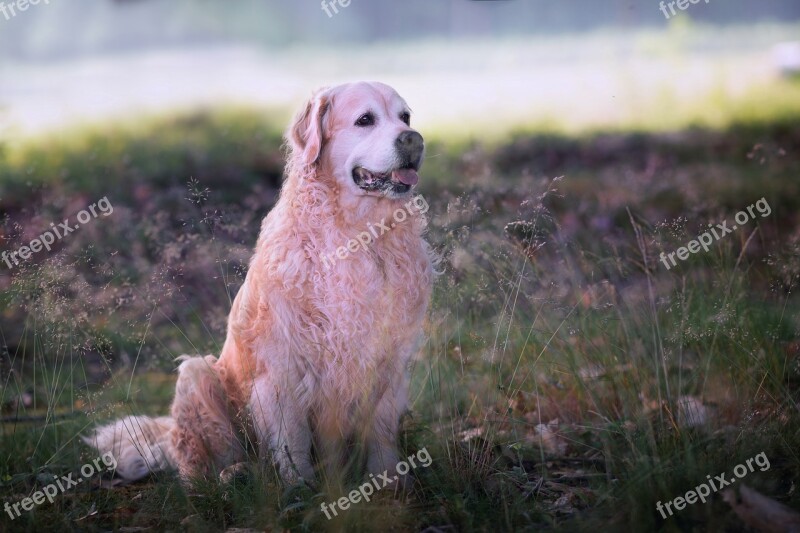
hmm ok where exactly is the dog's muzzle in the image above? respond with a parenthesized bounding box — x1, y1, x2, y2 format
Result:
(352, 130, 425, 195)
(395, 130, 425, 179)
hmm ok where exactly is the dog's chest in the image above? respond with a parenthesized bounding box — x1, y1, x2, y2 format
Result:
(308, 236, 431, 364)
(296, 245, 429, 420)
(326, 249, 426, 337)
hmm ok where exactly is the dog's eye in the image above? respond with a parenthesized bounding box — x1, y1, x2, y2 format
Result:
(400, 112, 411, 126)
(355, 113, 375, 127)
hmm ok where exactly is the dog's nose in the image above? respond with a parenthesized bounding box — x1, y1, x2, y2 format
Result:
(396, 130, 424, 163)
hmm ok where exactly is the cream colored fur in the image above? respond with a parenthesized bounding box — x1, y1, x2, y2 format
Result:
(82, 415, 175, 480)
(86, 82, 434, 484)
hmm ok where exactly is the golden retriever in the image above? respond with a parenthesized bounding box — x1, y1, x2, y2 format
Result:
(86, 82, 434, 487)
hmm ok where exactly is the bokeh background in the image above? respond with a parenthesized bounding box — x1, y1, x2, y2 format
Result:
(1, 1, 800, 531)
(3, 0, 800, 136)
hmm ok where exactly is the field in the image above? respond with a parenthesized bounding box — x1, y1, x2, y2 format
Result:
(2, 27, 800, 532)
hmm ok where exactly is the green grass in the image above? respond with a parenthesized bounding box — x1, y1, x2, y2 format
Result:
(1, 101, 799, 531)
(0, 107, 289, 206)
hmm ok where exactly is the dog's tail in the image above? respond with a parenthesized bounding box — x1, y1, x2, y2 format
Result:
(84, 355, 245, 481)
(82, 415, 176, 481)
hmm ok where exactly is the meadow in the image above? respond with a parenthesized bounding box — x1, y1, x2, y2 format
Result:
(1, 30, 800, 531)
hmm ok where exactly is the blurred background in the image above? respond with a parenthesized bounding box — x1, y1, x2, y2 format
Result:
(2, 0, 800, 137)
(2, 1, 800, 532)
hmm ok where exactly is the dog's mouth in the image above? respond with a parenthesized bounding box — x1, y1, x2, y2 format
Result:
(352, 164, 419, 195)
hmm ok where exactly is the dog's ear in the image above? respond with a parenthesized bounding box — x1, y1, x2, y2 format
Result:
(290, 90, 330, 167)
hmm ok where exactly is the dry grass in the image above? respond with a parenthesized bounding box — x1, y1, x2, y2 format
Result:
(0, 106, 799, 531)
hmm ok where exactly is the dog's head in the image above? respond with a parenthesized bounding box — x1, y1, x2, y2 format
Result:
(288, 81, 424, 200)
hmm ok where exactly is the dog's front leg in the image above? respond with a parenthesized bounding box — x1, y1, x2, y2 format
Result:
(250, 376, 314, 483)
(365, 375, 409, 489)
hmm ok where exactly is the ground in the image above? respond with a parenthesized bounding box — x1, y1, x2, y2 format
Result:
(1, 65, 800, 531)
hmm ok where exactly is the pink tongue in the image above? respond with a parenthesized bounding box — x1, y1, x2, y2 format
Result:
(392, 168, 419, 186)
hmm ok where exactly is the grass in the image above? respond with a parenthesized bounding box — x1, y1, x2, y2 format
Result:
(1, 90, 800, 531)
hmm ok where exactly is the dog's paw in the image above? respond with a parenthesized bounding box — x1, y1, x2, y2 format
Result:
(219, 462, 251, 484)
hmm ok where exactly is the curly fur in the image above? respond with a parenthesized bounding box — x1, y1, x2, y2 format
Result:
(86, 82, 434, 483)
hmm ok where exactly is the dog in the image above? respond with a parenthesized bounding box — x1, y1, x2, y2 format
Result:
(85, 82, 434, 487)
